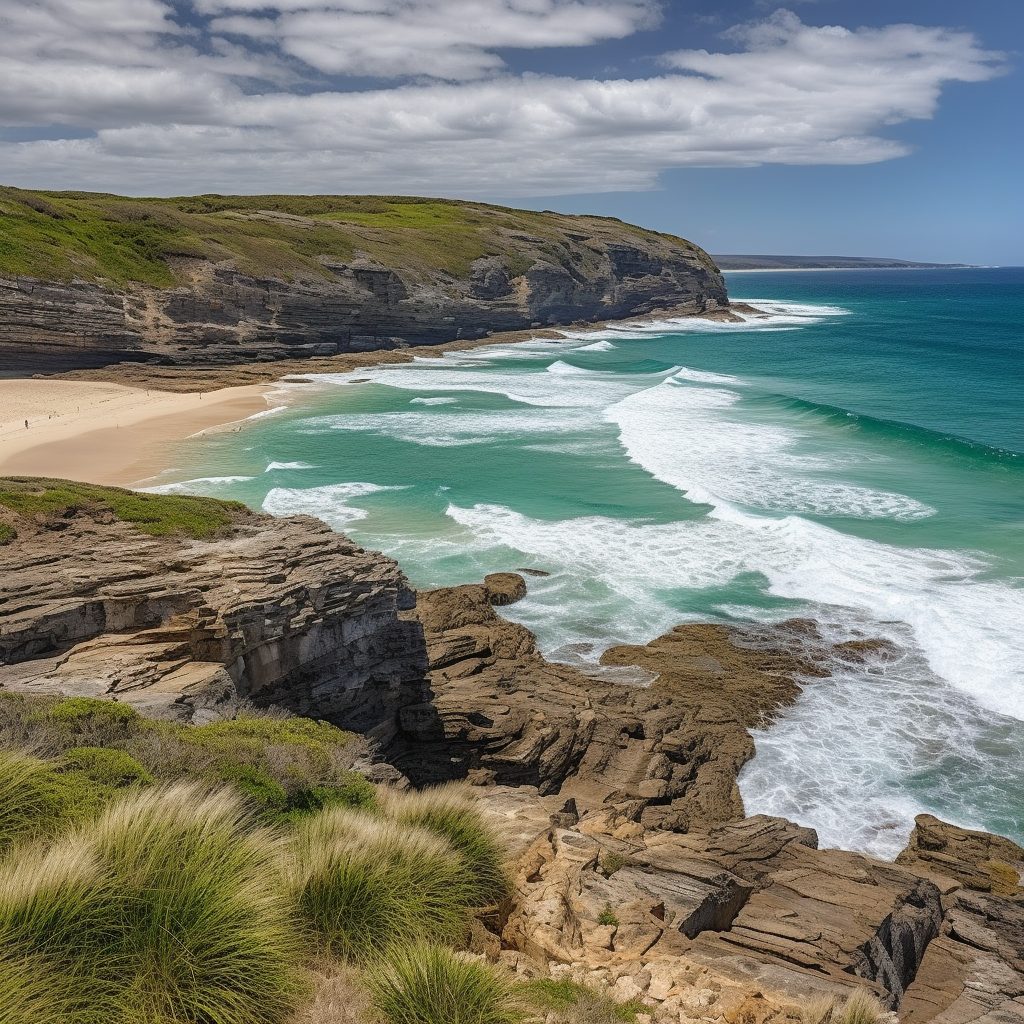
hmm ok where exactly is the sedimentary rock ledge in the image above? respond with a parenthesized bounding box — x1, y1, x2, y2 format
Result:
(0, 189, 728, 376)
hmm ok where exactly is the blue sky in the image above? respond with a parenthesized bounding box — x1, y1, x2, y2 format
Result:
(0, 0, 1020, 262)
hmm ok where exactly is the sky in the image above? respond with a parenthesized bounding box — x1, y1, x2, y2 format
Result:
(0, 0, 1020, 263)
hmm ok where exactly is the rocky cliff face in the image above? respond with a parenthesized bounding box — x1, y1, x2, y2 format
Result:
(3, 496, 1021, 1024)
(0, 199, 727, 375)
(0, 496, 424, 734)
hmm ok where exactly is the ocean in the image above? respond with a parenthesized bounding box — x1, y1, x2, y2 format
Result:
(150, 267, 1024, 859)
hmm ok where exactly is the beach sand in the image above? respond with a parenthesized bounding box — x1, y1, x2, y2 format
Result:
(0, 380, 276, 486)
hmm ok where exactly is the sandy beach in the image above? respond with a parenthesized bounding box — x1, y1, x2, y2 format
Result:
(0, 380, 277, 486)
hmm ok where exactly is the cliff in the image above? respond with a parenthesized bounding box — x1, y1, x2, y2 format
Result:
(0, 478, 425, 733)
(2, 480, 1021, 1024)
(0, 188, 728, 375)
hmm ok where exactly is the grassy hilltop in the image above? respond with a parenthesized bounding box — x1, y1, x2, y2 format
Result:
(0, 186, 708, 288)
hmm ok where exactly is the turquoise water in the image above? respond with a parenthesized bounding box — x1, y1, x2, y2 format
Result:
(152, 267, 1024, 857)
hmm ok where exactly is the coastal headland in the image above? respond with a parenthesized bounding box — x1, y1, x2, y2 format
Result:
(1, 194, 1021, 1024)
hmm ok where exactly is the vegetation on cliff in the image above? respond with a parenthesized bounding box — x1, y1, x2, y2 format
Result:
(0, 701, 504, 1023)
(0, 476, 247, 544)
(0, 186, 715, 288)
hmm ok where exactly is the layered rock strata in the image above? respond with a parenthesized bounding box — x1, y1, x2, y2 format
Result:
(471, 789, 1024, 1024)
(0, 501, 424, 731)
(0, 226, 727, 374)
(388, 579, 884, 830)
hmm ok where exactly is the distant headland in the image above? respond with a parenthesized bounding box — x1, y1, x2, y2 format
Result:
(713, 254, 975, 270)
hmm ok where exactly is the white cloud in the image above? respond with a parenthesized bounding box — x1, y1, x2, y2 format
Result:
(205, 0, 660, 80)
(0, 3, 1005, 196)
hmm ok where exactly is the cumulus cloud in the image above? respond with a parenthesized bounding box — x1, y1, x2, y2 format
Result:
(0, 3, 1005, 196)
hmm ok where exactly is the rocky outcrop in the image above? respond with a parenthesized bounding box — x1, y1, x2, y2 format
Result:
(0, 499, 424, 731)
(896, 815, 1024, 898)
(0, 211, 727, 375)
(474, 789, 1024, 1024)
(893, 817, 1024, 1024)
(388, 580, 884, 830)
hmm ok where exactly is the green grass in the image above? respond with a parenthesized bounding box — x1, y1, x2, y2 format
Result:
(286, 808, 476, 960)
(1, 695, 365, 823)
(0, 522, 15, 546)
(0, 750, 146, 854)
(0, 477, 245, 539)
(368, 944, 521, 1024)
(0, 186, 717, 288)
(381, 784, 510, 907)
(520, 979, 646, 1023)
(0, 784, 306, 1024)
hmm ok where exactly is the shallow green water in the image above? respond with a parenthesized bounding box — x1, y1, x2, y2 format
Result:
(153, 268, 1024, 857)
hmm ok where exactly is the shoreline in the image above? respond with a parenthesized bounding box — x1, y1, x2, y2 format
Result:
(41, 303, 744, 395)
(0, 380, 276, 486)
(0, 304, 745, 486)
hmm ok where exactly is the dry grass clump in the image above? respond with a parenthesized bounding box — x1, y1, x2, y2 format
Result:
(368, 944, 521, 1024)
(286, 808, 476, 961)
(0, 783, 306, 1024)
(799, 989, 886, 1024)
(380, 783, 509, 907)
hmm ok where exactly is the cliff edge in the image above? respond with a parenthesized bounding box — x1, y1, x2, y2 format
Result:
(0, 189, 728, 374)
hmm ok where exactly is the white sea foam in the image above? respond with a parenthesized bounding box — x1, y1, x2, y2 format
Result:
(440, 498, 1024, 851)
(143, 476, 254, 494)
(673, 366, 744, 385)
(301, 405, 603, 447)
(606, 378, 936, 520)
(410, 397, 459, 405)
(262, 481, 405, 527)
(264, 461, 315, 471)
(577, 340, 617, 352)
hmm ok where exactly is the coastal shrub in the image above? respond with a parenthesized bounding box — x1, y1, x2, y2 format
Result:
(282, 775, 379, 820)
(60, 746, 153, 788)
(368, 944, 521, 1024)
(0, 477, 244, 539)
(0, 783, 306, 1024)
(380, 783, 509, 907)
(286, 808, 475, 960)
(520, 979, 645, 1023)
(597, 904, 619, 927)
(1, 694, 365, 815)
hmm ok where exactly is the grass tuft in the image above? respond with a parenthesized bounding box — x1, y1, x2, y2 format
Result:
(0, 750, 112, 853)
(368, 944, 522, 1024)
(0, 782, 306, 1024)
(380, 783, 509, 907)
(838, 990, 885, 1024)
(520, 979, 645, 1023)
(286, 808, 476, 961)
